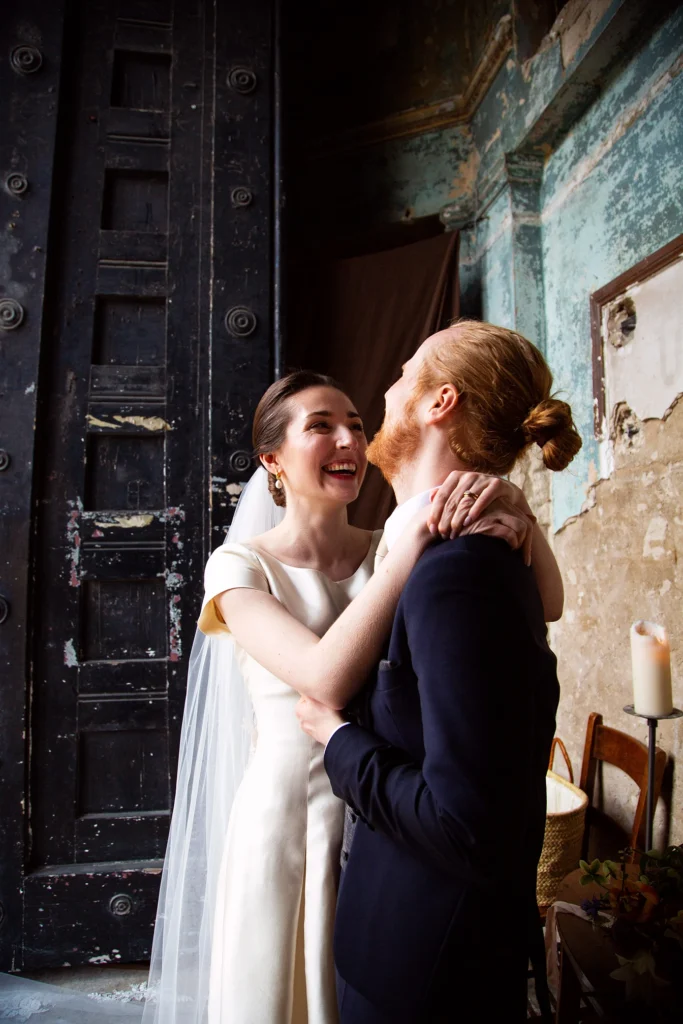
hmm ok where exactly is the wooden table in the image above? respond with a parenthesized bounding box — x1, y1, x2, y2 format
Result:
(553, 868, 677, 1023)
(554, 911, 627, 1022)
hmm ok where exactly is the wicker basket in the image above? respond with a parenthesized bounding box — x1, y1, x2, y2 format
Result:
(536, 737, 589, 910)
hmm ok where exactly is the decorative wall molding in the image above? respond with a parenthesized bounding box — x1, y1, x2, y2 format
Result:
(310, 15, 513, 157)
(441, 149, 544, 230)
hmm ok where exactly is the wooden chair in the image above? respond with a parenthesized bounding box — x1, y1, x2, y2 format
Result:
(551, 713, 668, 1021)
(579, 711, 667, 860)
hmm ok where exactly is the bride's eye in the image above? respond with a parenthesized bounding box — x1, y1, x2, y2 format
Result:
(309, 421, 330, 430)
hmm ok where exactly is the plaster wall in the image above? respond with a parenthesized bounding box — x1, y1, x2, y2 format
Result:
(537, 11, 683, 843)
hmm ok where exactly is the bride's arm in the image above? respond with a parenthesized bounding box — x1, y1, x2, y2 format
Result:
(429, 471, 564, 622)
(528, 523, 563, 621)
(216, 519, 429, 710)
(216, 471, 554, 710)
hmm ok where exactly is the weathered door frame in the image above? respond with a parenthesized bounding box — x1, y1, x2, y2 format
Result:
(0, 0, 68, 971)
(0, 0, 278, 971)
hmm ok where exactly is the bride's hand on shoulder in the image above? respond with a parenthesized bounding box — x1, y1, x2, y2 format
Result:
(427, 471, 536, 565)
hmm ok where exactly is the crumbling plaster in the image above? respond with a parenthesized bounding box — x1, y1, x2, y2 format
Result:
(541, 10, 683, 529)
(456, 4, 683, 528)
(550, 400, 683, 844)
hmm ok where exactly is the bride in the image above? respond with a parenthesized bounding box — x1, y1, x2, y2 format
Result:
(143, 370, 561, 1024)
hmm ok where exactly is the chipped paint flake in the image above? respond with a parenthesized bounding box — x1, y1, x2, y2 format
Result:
(94, 514, 155, 529)
(66, 498, 83, 587)
(169, 594, 182, 662)
(86, 414, 120, 429)
(163, 507, 186, 523)
(642, 516, 668, 560)
(165, 570, 184, 590)
(82, 506, 185, 527)
(64, 639, 78, 667)
(86, 414, 171, 431)
(113, 415, 171, 431)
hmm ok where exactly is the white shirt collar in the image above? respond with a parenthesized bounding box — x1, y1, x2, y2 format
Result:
(383, 488, 434, 551)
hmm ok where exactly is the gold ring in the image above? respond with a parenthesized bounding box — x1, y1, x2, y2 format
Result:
(462, 490, 479, 501)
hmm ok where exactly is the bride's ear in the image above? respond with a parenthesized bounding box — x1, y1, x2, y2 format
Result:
(259, 452, 279, 476)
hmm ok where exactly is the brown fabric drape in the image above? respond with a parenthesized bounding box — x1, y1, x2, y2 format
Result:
(289, 230, 460, 528)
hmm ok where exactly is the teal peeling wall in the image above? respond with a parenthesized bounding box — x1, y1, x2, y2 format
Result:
(457, 4, 683, 530)
(328, 125, 474, 229)
(541, 10, 683, 528)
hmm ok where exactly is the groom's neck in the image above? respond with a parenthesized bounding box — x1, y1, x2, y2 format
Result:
(391, 446, 468, 505)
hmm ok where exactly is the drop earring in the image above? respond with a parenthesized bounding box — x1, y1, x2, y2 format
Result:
(275, 471, 283, 490)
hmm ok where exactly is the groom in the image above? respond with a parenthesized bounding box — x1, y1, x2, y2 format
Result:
(297, 321, 561, 1022)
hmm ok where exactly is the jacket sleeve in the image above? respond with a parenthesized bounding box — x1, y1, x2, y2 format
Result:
(324, 546, 528, 884)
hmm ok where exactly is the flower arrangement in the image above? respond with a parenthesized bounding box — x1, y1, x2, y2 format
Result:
(579, 845, 683, 1012)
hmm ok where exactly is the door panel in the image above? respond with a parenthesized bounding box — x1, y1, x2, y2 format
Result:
(0, 0, 68, 974)
(0, 0, 274, 970)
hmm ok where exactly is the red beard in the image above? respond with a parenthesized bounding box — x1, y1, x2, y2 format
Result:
(366, 399, 422, 483)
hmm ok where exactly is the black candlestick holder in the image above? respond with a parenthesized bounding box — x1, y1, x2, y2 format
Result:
(623, 704, 683, 851)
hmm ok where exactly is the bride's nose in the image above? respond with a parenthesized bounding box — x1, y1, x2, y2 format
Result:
(336, 428, 357, 449)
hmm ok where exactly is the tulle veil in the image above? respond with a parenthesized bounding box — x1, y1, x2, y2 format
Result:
(142, 466, 284, 1022)
(0, 467, 283, 1022)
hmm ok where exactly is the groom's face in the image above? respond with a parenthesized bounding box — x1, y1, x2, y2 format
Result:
(384, 332, 445, 424)
(367, 333, 444, 481)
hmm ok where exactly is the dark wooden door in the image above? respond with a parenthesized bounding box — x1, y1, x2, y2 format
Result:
(0, 0, 274, 970)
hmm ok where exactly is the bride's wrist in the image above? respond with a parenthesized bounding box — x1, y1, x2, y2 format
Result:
(401, 515, 432, 553)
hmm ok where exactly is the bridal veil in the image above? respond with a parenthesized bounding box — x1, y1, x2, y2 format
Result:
(142, 466, 283, 1022)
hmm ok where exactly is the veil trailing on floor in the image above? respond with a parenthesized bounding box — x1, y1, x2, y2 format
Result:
(0, 468, 283, 1023)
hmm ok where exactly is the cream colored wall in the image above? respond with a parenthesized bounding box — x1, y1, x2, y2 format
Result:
(551, 399, 683, 846)
(513, 397, 683, 848)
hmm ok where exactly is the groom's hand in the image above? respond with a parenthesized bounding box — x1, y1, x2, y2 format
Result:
(296, 696, 345, 747)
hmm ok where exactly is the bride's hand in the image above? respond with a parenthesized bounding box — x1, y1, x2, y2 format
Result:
(427, 471, 536, 564)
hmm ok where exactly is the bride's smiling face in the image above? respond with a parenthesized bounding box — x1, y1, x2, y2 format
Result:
(263, 386, 368, 507)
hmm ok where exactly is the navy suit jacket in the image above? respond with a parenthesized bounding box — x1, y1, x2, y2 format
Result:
(324, 535, 559, 1017)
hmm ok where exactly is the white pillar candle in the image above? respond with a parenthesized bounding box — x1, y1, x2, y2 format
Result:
(630, 620, 673, 718)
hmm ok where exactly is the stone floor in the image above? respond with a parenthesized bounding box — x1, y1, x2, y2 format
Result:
(18, 963, 149, 1000)
(16, 962, 543, 1014)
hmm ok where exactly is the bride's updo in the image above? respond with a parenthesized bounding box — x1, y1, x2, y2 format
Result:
(417, 320, 582, 475)
(253, 370, 346, 506)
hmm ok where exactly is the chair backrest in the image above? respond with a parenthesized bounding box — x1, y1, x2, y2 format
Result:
(579, 712, 667, 860)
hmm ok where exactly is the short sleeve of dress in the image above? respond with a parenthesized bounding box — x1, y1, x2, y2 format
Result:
(198, 543, 269, 636)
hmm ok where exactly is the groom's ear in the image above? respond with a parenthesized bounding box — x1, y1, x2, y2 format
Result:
(425, 384, 459, 425)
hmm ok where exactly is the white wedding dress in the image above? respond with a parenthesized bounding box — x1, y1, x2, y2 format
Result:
(199, 533, 382, 1024)
(0, 469, 383, 1024)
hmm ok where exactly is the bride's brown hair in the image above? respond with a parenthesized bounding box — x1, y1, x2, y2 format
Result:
(253, 370, 347, 506)
(418, 319, 582, 475)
